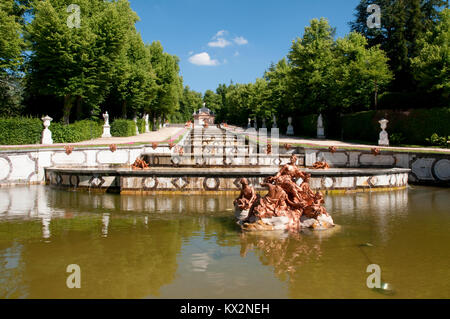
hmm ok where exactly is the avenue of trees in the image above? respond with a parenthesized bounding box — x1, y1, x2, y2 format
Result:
(0, 0, 201, 125)
(0, 0, 448, 136)
(211, 1, 448, 131)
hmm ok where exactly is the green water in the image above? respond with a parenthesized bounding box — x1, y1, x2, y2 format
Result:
(0, 185, 449, 299)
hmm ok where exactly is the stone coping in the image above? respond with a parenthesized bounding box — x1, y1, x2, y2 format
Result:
(46, 166, 411, 177)
(223, 126, 450, 155)
(0, 143, 168, 154)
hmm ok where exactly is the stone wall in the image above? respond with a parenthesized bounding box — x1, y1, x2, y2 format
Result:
(1, 144, 449, 187)
(45, 167, 410, 194)
(0, 145, 172, 187)
(304, 149, 450, 186)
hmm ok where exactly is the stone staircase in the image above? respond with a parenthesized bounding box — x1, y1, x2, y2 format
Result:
(143, 126, 304, 167)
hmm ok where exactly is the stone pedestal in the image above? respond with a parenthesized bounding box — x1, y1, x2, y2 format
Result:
(286, 117, 294, 136)
(144, 114, 150, 133)
(134, 117, 139, 135)
(317, 127, 325, 139)
(378, 119, 389, 146)
(102, 125, 111, 138)
(41, 115, 53, 145)
(317, 114, 325, 139)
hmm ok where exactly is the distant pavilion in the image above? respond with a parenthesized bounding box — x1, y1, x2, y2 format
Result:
(193, 103, 215, 126)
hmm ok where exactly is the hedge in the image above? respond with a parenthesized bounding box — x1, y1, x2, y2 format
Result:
(0, 118, 103, 145)
(296, 114, 318, 137)
(137, 118, 145, 134)
(342, 107, 450, 145)
(0, 117, 42, 145)
(378, 91, 446, 109)
(341, 111, 378, 142)
(52, 120, 103, 143)
(110, 119, 136, 137)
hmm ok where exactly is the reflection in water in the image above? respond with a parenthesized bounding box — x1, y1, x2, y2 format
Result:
(240, 232, 323, 283)
(42, 217, 51, 239)
(190, 253, 211, 272)
(101, 213, 110, 238)
(0, 186, 449, 299)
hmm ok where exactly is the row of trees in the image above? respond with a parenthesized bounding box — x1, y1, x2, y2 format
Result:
(209, 1, 448, 129)
(0, 0, 448, 129)
(0, 0, 202, 124)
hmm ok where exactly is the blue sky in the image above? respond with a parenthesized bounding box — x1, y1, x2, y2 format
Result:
(130, 0, 360, 94)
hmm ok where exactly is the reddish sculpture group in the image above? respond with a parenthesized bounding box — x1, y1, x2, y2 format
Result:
(131, 157, 149, 169)
(234, 154, 330, 231)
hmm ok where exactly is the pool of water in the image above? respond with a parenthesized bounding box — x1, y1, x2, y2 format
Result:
(0, 185, 449, 299)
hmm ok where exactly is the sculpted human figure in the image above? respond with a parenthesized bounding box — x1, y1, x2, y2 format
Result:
(233, 178, 257, 211)
(271, 154, 308, 203)
(242, 177, 289, 226)
(234, 155, 334, 231)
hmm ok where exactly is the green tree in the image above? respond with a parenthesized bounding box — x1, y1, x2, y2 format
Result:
(203, 90, 222, 114)
(0, 0, 26, 116)
(332, 32, 393, 111)
(249, 78, 271, 124)
(25, 0, 136, 123)
(110, 29, 156, 119)
(349, 0, 448, 91)
(411, 8, 450, 100)
(264, 58, 294, 127)
(0, 0, 24, 75)
(178, 85, 202, 122)
(148, 41, 183, 124)
(288, 18, 336, 114)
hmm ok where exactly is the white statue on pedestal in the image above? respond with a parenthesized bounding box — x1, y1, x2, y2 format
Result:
(262, 118, 266, 128)
(378, 118, 389, 146)
(134, 116, 139, 135)
(317, 113, 325, 139)
(272, 114, 277, 128)
(102, 111, 112, 138)
(253, 116, 258, 129)
(144, 114, 150, 133)
(286, 117, 294, 135)
(41, 115, 53, 145)
(247, 118, 251, 128)
(103, 111, 109, 125)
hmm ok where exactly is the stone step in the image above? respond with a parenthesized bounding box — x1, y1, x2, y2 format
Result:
(142, 153, 304, 167)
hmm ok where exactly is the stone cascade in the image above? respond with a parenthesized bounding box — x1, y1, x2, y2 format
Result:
(143, 127, 304, 167)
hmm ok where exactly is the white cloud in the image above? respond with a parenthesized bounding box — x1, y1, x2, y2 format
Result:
(233, 36, 248, 45)
(213, 30, 227, 39)
(234, 51, 240, 57)
(188, 52, 219, 66)
(208, 38, 232, 48)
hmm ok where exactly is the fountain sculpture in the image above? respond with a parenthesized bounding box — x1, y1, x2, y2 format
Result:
(234, 154, 334, 232)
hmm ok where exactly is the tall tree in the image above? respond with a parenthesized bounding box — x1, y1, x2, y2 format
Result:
(203, 90, 222, 114)
(0, 0, 26, 116)
(411, 8, 450, 100)
(332, 32, 393, 112)
(110, 29, 156, 119)
(178, 86, 202, 122)
(264, 58, 294, 127)
(0, 0, 24, 75)
(288, 18, 336, 114)
(349, 0, 448, 91)
(148, 41, 183, 123)
(25, 0, 137, 123)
